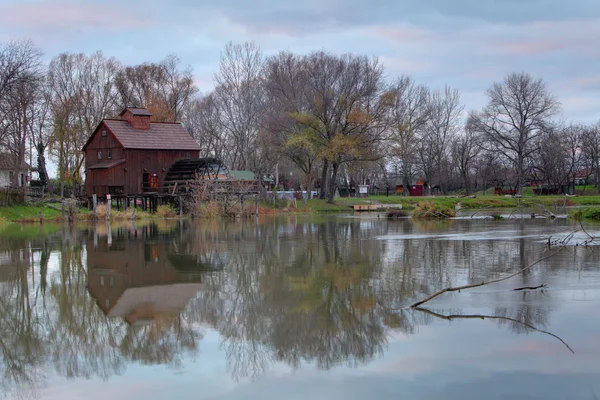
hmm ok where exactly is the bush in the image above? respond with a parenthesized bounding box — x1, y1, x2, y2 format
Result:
(194, 201, 223, 219)
(412, 201, 456, 219)
(156, 204, 177, 218)
(584, 208, 600, 220)
(569, 207, 600, 221)
(29, 179, 44, 187)
(92, 204, 136, 220)
(568, 209, 584, 221)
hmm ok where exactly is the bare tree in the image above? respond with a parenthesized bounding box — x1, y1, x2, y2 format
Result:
(470, 72, 560, 196)
(213, 41, 266, 172)
(47, 51, 120, 196)
(388, 75, 430, 195)
(183, 94, 230, 161)
(581, 123, 600, 192)
(115, 54, 196, 122)
(452, 119, 481, 195)
(2, 68, 44, 186)
(421, 86, 463, 194)
(0, 40, 43, 180)
(532, 124, 584, 193)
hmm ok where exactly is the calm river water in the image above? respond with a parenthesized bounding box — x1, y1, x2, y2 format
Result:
(1, 215, 599, 400)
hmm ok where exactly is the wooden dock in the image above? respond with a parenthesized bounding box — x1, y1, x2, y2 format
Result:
(353, 204, 403, 212)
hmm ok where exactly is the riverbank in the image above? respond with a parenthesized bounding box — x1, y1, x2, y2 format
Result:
(2, 194, 600, 223)
(0, 203, 178, 223)
(334, 194, 600, 210)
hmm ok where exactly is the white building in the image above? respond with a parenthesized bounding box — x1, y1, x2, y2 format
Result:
(0, 153, 32, 188)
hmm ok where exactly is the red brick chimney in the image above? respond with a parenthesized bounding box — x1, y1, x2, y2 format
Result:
(120, 107, 152, 130)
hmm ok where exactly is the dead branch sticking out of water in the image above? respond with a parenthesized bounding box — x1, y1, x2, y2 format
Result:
(410, 250, 562, 308)
(537, 203, 557, 219)
(577, 220, 596, 247)
(414, 307, 575, 354)
(547, 230, 579, 247)
(513, 283, 546, 291)
(470, 206, 493, 219)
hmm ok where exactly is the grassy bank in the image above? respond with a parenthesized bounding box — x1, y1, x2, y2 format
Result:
(0, 204, 65, 222)
(334, 194, 600, 210)
(0, 203, 180, 223)
(568, 207, 600, 221)
(2, 193, 600, 223)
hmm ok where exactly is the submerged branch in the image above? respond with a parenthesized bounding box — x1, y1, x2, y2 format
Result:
(410, 250, 562, 308)
(513, 283, 546, 291)
(413, 307, 575, 354)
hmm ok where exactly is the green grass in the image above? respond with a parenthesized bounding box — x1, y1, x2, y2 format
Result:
(568, 207, 600, 221)
(296, 199, 353, 213)
(332, 194, 600, 211)
(0, 204, 65, 222)
(0, 222, 61, 238)
(3, 192, 600, 223)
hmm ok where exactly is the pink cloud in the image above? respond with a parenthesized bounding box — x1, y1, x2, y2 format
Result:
(376, 356, 432, 373)
(0, 1, 151, 32)
(487, 18, 600, 56)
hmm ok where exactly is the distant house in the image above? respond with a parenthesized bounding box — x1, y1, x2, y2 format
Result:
(229, 170, 274, 188)
(392, 179, 428, 196)
(0, 153, 32, 188)
(574, 168, 595, 186)
(82, 107, 201, 199)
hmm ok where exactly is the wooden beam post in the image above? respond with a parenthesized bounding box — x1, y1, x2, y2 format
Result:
(92, 194, 97, 221)
(106, 194, 111, 220)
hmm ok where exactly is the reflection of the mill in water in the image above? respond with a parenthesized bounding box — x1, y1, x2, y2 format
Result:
(87, 223, 223, 326)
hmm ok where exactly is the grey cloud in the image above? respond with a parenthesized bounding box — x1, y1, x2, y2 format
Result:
(132, 0, 600, 35)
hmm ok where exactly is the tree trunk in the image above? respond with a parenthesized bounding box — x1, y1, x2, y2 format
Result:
(327, 162, 339, 204)
(305, 176, 312, 205)
(464, 173, 471, 195)
(319, 160, 329, 199)
(402, 172, 411, 196)
(596, 159, 600, 193)
(516, 153, 524, 196)
(36, 143, 48, 189)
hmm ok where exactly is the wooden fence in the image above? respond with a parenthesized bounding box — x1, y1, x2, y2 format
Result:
(0, 187, 27, 206)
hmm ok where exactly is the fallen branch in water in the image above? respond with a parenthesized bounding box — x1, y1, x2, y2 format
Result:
(414, 307, 575, 354)
(578, 220, 595, 247)
(537, 203, 556, 219)
(513, 283, 546, 291)
(410, 250, 562, 308)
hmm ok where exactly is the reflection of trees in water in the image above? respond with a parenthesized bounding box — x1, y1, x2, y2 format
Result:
(186, 218, 427, 381)
(0, 218, 589, 397)
(493, 302, 552, 335)
(189, 218, 586, 381)
(0, 225, 202, 400)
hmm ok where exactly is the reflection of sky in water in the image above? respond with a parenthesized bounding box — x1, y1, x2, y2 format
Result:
(1, 218, 599, 400)
(41, 301, 600, 400)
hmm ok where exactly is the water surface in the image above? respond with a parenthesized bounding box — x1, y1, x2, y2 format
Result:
(1, 216, 599, 400)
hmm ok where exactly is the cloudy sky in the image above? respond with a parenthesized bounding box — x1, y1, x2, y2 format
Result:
(1, 0, 599, 122)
